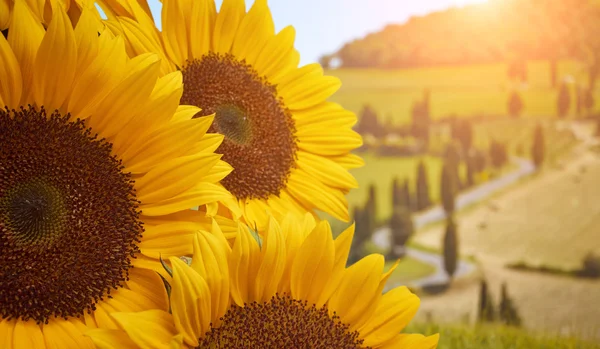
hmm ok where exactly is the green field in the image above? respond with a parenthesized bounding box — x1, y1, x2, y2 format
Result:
(384, 257, 437, 286)
(405, 323, 600, 349)
(347, 154, 454, 221)
(327, 60, 600, 124)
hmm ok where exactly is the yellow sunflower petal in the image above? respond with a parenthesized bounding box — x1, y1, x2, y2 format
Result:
(293, 101, 357, 129)
(135, 153, 222, 203)
(127, 267, 170, 312)
(86, 329, 139, 349)
(0, 0, 9, 30)
(317, 223, 355, 304)
(253, 216, 286, 302)
(329, 153, 365, 170)
(73, 6, 99, 75)
(282, 75, 341, 111)
(186, 0, 215, 59)
(191, 231, 230, 324)
(112, 310, 180, 349)
(138, 222, 199, 259)
(230, 0, 274, 63)
(13, 320, 45, 349)
(296, 151, 359, 189)
(290, 220, 335, 307)
(212, 0, 245, 53)
(111, 71, 184, 155)
(43, 319, 95, 349)
(0, 319, 15, 348)
(0, 32, 22, 108)
(328, 254, 385, 326)
(140, 182, 233, 216)
(171, 104, 202, 122)
(286, 172, 350, 221)
(87, 53, 160, 138)
(170, 257, 212, 347)
(254, 26, 298, 80)
(67, 32, 128, 119)
(33, 2, 77, 111)
(297, 127, 363, 156)
(161, 0, 188, 67)
(229, 223, 260, 306)
(8, 0, 44, 104)
(117, 16, 176, 75)
(359, 286, 421, 347)
(121, 117, 216, 174)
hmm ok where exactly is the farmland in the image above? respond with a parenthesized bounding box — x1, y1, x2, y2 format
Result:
(327, 60, 600, 124)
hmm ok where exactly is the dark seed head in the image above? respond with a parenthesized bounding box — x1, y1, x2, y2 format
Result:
(0, 106, 143, 324)
(181, 53, 298, 201)
(196, 294, 370, 349)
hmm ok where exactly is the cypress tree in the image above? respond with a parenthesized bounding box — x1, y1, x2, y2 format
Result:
(532, 123, 545, 169)
(445, 142, 462, 190)
(349, 207, 366, 264)
(443, 216, 458, 279)
(440, 162, 456, 214)
(466, 154, 475, 187)
(366, 183, 377, 231)
(392, 177, 401, 208)
(403, 178, 411, 211)
(499, 283, 522, 327)
(557, 82, 571, 118)
(389, 207, 414, 258)
(584, 88, 595, 116)
(508, 90, 524, 118)
(416, 161, 430, 211)
(478, 279, 496, 323)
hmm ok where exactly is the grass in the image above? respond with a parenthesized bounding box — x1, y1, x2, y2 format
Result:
(405, 323, 600, 349)
(384, 257, 437, 285)
(327, 60, 600, 124)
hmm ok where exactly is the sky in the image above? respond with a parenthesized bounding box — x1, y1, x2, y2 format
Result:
(146, 0, 489, 65)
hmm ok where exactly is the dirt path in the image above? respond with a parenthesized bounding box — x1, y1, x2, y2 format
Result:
(411, 121, 600, 341)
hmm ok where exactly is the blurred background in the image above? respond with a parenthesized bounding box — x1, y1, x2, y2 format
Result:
(145, 0, 600, 346)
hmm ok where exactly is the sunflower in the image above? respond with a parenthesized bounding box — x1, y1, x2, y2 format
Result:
(0, 0, 101, 30)
(87, 214, 439, 349)
(0, 2, 234, 346)
(96, 0, 364, 230)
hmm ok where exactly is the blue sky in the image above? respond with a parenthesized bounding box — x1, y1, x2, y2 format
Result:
(146, 0, 488, 65)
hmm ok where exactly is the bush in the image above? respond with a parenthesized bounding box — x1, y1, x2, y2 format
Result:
(557, 82, 571, 118)
(531, 123, 545, 168)
(579, 252, 600, 278)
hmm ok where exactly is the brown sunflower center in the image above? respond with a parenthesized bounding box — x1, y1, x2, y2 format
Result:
(180, 53, 298, 201)
(196, 294, 370, 349)
(0, 106, 143, 324)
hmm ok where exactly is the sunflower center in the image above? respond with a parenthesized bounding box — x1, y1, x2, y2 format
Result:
(196, 294, 369, 349)
(0, 106, 143, 324)
(181, 53, 298, 201)
(1, 178, 67, 246)
(214, 104, 253, 145)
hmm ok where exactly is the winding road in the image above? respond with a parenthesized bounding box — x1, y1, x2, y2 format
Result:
(378, 122, 593, 288)
(376, 155, 537, 287)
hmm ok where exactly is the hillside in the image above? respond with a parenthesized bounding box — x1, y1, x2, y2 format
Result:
(327, 0, 599, 69)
